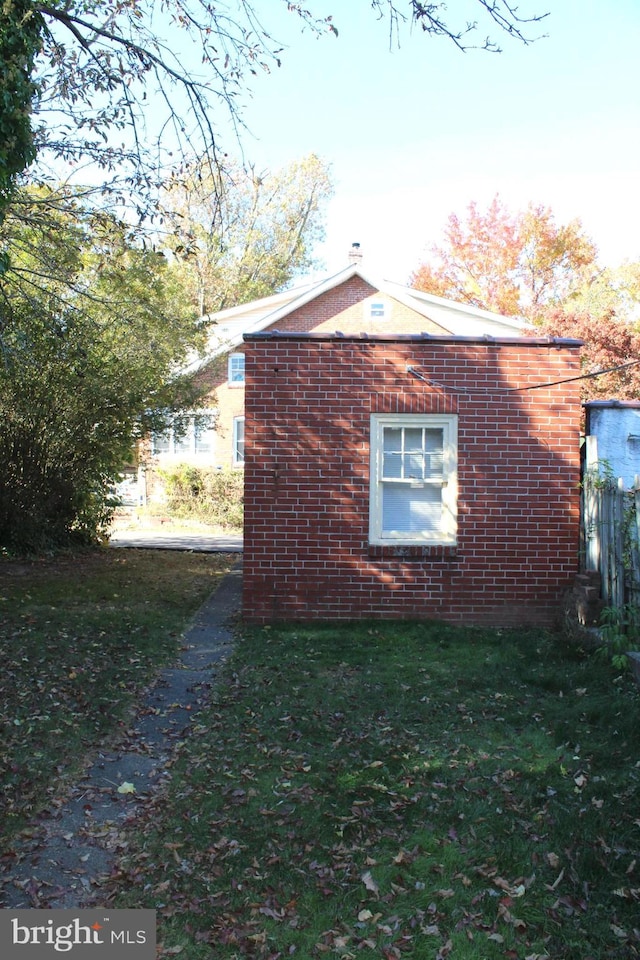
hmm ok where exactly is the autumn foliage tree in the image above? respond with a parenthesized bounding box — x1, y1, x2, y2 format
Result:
(536, 310, 640, 401)
(411, 196, 640, 400)
(410, 196, 598, 320)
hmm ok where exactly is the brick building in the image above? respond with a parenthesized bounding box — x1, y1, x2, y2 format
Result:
(142, 261, 525, 502)
(242, 331, 582, 627)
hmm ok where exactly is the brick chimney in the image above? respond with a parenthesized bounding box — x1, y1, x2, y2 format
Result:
(348, 242, 363, 266)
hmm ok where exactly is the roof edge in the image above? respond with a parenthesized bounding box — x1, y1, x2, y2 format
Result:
(243, 330, 583, 348)
(583, 399, 640, 408)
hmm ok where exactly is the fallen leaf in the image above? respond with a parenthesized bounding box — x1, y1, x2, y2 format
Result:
(435, 939, 453, 959)
(117, 781, 136, 794)
(362, 870, 379, 895)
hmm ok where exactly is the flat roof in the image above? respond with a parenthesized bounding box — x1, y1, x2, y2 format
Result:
(584, 399, 640, 409)
(243, 330, 583, 348)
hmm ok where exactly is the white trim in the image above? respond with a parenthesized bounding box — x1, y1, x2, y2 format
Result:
(233, 416, 245, 466)
(182, 265, 525, 375)
(369, 413, 458, 545)
(152, 410, 218, 459)
(228, 352, 245, 385)
(368, 298, 390, 320)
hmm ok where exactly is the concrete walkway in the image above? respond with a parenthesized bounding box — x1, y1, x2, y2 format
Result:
(109, 528, 243, 553)
(0, 566, 242, 909)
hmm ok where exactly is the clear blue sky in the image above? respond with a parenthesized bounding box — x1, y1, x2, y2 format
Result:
(229, 0, 640, 283)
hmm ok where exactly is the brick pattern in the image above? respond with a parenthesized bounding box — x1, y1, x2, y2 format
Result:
(186, 277, 447, 470)
(146, 277, 472, 475)
(242, 335, 582, 627)
(275, 276, 448, 336)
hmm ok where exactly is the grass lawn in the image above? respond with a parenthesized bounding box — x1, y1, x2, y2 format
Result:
(101, 618, 640, 960)
(0, 548, 235, 842)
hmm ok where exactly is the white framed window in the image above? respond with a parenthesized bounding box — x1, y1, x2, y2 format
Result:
(228, 353, 245, 385)
(233, 416, 245, 466)
(173, 415, 192, 455)
(368, 299, 389, 320)
(194, 415, 216, 455)
(369, 414, 458, 545)
(152, 429, 171, 455)
(152, 411, 217, 458)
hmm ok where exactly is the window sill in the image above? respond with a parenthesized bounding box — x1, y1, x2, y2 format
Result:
(368, 543, 458, 561)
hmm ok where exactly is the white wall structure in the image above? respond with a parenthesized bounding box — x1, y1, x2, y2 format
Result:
(584, 401, 640, 489)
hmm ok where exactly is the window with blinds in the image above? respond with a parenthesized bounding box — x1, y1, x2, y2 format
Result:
(370, 414, 458, 544)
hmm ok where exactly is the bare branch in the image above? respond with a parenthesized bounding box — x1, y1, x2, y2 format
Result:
(375, 0, 549, 52)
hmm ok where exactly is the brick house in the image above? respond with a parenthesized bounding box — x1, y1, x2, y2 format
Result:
(143, 259, 526, 501)
(242, 331, 583, 627)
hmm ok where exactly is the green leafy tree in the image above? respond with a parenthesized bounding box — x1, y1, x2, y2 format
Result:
(163, 154, 334, 314)
(565, 261, 640, 324)
(0, 0, 42, 222)
(0, 2, 547, 209)
(0, 187, 205, 551)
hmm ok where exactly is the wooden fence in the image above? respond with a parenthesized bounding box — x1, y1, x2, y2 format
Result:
(582, 471, 640, 610)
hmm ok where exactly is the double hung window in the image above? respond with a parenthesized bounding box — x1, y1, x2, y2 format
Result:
(369, 414, 457, 545)
(152, 412, 217, 458)
(233, 417, 245, 466)
(228, 353, 245, 385)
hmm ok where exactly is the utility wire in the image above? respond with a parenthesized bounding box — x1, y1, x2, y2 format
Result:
(408, 358, 640, 394)
(508, 357, 640, 392)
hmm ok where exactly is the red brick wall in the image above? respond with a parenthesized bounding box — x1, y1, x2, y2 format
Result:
(242, 333, 582, 626)
(149, 277, 445, 475)
(275, 276, 448, 335)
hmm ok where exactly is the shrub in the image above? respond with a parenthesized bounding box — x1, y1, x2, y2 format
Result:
(158, 465, 243, 529)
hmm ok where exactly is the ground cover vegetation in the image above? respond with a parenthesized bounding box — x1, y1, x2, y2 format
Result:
(102, 619, 640, 959)
(158, 466, 244, 531)
(0, 548, 234, 844)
